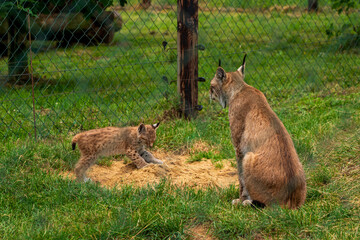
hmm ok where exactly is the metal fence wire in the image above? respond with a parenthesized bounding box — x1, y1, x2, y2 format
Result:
(0, 0, 359, 141)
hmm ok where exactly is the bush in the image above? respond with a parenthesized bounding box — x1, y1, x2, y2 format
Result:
(326, 0, 360, 51)
(0, 0, 128, 17)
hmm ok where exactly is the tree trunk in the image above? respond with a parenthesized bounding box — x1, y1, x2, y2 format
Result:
(308, 0, 318, 12)
(140, 0, 151, 9)
(7, 10, 29, 83)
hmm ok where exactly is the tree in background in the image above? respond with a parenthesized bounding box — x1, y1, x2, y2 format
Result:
(0, 0, 127, 82)
(140, 0, 151, 9)
(308, 0, 318, 12)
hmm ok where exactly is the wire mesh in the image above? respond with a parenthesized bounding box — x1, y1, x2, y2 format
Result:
(0, 0, 359, 142)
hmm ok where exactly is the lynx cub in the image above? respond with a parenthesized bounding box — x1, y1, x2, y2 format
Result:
(210, 54, 306, 209)
(72, 123, 163, 182)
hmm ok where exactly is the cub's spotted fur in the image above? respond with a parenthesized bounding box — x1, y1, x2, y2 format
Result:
(72, 123, 163, 182)
(210, 55, 306, 209)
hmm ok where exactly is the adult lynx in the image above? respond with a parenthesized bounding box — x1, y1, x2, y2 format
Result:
(210, 55, 306, 208)
(72, 123, 163, 182)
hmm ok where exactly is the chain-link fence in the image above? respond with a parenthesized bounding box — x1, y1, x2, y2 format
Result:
(1, 0, 359, 142)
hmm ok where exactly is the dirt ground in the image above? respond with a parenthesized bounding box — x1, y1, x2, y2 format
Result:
(62, 151, 239, 189)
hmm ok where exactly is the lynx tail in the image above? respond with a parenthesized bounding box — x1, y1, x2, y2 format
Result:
(71, 134, 80, 150)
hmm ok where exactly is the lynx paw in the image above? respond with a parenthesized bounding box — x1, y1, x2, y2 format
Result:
(231, 199, 242, 205)
(151, 159, 163, 164)
(84, 177, 92, 183)
(231, 199, 253, 206)
(242, 200, 253, 206)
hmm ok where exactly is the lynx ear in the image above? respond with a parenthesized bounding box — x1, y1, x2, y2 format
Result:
(237, 54, 247, 75)
(152, 122, 160, 129)
(138, 123, 146, 134)
(216, 67, 226, 83)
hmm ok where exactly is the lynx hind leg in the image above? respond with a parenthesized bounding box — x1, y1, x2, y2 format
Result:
(74, 155, 97, 182)
(126, 149, 149, 169)
(140, 150, 163, 164)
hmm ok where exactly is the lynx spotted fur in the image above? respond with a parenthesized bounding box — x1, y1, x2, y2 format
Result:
(72, 123, 163, 182)
(210, 54, 306, 208)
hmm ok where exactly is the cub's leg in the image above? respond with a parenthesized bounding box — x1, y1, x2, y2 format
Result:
(139, 149, 163, 164)
(74, 155, 97, 182)
(126, 149, 149, 169)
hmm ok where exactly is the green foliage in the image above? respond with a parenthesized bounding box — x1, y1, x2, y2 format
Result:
(326, 22, 360, 50)
(331, 0, 358, 13)
(157, 0, 334, 9)
(326, 0, 360, 51)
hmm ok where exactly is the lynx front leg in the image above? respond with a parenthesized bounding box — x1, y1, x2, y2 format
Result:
(139, 149, 163, 164)
(232, 177, 253, 206)
(126, 149, 149, 169)
(232, 152, 252, 206)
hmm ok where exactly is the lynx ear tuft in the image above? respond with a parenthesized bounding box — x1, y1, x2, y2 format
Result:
(138, 123, 146, 134)
(216, 67, 226, 82)
(218, 59, 221, 67)
(152, 122, 160, 129)
(237, 53, 247, 74)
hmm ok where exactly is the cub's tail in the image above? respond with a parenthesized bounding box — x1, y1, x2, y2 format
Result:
(71, 134, 80, 150)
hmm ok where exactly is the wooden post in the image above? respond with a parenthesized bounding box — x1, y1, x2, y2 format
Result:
(177, 0, 198, 119)
(8, 10, 29, 83)
(308, 0, 318, 12)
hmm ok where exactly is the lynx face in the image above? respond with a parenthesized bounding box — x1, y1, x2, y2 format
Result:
(137, 123, 160, 148)
(210, 67, 228, 108)
(210, 55, 246, 109)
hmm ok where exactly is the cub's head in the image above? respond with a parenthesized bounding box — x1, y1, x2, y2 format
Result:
(210, 54, 247, 108)
(137, 122, 160, 148)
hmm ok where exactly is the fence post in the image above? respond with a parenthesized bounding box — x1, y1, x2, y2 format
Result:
(177, 0, 198, 119)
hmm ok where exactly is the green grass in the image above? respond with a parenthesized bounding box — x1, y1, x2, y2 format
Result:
(0, 89, 359, 238)
(0, 2, 360, 239)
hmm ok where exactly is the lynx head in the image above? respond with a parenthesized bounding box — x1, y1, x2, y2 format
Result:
(210, 54, 247, 108)
(137, 122, 160, 148)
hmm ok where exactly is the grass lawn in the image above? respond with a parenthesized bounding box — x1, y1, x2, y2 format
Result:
(0, 1, 359, 239)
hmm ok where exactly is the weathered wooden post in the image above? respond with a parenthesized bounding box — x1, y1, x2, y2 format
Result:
(8, 10, 29, 82)
(177, 0, 198, 119)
